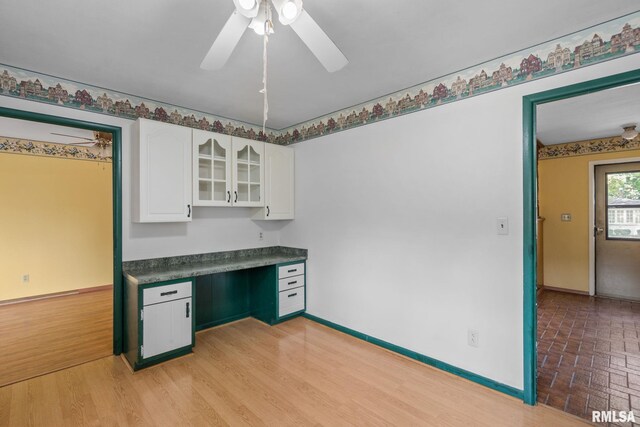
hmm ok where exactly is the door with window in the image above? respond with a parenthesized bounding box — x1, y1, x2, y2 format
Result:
(595, 162, 640, 299)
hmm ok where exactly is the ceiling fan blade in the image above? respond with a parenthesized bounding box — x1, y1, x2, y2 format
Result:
(289, 10, 348, 72)
(200, 11, 251, 70)
(50, 132, 94, 141)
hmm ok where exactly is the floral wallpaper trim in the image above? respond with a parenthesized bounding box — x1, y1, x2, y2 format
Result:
(0, 136, 112, 162)
(0, 64, 280, 144)
(538, 135, 640, 160)
(277, 12, 640, 145)
(0, 12, 639, 146)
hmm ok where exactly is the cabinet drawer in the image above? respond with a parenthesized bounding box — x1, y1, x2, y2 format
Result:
(278, 287, 305, 317)
(278, 275, 305, 292)
(143, 281, 192, 306)
(278, 263, 305, 279)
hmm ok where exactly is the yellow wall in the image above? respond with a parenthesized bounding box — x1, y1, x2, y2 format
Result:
(0, 153, 112, 300)
(539, 149, 640, 292)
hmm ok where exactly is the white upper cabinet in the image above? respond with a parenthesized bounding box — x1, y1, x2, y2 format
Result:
(232, 137, 264, 207)
(192, 130, 232, 207)
(133, 119, 192, 223)
(254, 143, 294, 220)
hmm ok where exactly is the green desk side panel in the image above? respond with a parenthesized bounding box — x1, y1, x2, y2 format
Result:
(195, 271, 251, 331)
(249, 266, 278, 325)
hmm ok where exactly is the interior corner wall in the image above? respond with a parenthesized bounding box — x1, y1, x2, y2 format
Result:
(0, 97, 284, 262)
(0, 153, 112, 300)
(538, 148, 640, 293)
(279, 54, 640, 390)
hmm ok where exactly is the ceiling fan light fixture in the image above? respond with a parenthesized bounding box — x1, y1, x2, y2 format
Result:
(282, 1, 298, 19)
(249, 0, 274, 35)
(238, 0, 256, 10)
(233, 0, 259, 18)
(622, 125, 638, 141)
(272, 0, 302, 25)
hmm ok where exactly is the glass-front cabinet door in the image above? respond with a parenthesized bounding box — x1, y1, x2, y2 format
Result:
(232, 137, 264, 207)
(192, 130, 232, 206)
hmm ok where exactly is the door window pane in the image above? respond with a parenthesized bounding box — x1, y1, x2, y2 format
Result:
(606, 171, 640, 240)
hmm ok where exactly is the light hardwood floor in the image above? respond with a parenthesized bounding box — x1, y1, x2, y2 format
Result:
(0, 288, 113, 387)
(0, 316, 587, 426)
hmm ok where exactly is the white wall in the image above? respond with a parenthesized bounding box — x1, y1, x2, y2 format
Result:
(280, 54, 640, 390)
(0, 96, 286, 261)
(2, 53, 639, 390)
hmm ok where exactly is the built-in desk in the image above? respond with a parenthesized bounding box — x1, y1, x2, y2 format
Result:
(122, 246, 307, 370)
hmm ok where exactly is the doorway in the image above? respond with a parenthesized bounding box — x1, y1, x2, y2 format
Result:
(0, 117, 115, 385)
(0, 106, 123, 384)
(523, 68, 640, 412)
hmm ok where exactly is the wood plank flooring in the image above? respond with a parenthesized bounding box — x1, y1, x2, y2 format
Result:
(0, 288, 113, 387)
(1, 317, 586, 426)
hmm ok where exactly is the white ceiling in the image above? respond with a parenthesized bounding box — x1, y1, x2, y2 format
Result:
(0, 116, 95, 145)
(0, 1, 639, 129)
(537, 83, 640, 145)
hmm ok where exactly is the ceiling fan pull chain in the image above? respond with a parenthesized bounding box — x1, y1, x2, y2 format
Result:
(261, 0, 272, 134)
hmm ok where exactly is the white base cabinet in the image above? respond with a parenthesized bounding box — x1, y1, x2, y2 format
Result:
(142, 298, 192, 358)
(124, 279, 195, 370)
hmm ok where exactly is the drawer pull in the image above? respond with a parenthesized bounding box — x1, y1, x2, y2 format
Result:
(160, 290, 178, 296)
(287, 281, 297, 285)
(287, 269, 296, 273)
(288, 293, 297, 298)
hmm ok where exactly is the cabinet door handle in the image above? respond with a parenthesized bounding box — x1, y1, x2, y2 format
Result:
(234, 191, 238, 203)
(266, 206, 270, 217)
(160, 290, 178, 296)
(227, 190, 231, 203)
(288, 281, 297, 285)
(186, 302, 190, 318)
(288, 293, 297, 298)
(187, 204, 191, 218)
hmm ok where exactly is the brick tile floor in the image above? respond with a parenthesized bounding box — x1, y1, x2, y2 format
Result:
(538, 290, 640, 424)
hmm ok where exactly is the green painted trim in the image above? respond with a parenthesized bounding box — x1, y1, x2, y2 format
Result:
(0, 106, 124, 355)
(196, 313, 251, 331)
(303, 313, 523, 400)
(133, 345, 193, 370)
(522, 68, 640, 405)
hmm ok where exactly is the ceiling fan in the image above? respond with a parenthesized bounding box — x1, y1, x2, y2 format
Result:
(51, 131, 113, 158)
(200, 0, 348, 72)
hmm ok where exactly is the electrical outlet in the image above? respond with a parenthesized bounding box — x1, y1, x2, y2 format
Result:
(258, 231, 264, 241)
(22, 274, 30, 284)
(468, 329, 479, 348)
(561, 213, 572, 222)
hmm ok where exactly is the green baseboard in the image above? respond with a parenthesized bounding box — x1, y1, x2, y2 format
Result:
(302, 313, 524, 401)
(196, 312, 251, 331)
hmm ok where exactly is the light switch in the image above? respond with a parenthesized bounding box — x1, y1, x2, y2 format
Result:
(561, 213, 572, 222)
(497, 217, 509, 235)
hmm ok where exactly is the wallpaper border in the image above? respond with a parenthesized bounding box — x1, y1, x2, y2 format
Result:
(538, 135, 640, 160)
(0, 136, 112, 162)
(0, 11, 639, 145)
